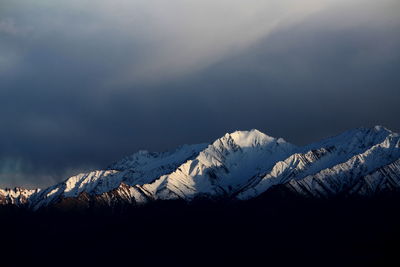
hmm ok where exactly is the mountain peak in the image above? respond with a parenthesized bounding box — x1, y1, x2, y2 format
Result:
(221, 129, 285, 148)
(371, 125, 394, 134)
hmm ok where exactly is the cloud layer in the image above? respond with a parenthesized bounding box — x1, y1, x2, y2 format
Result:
(0, 0, 399, 187)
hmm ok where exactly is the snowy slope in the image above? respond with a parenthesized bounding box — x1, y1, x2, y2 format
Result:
(139, 129, 296, 200)
(237, 126, 395, 199)
(0, 187, 39, 206)
(349, 158, 400, 196)
(28, 143, 207, 210)
(284, 132, 400, 197)
(107, 143, 208, 185)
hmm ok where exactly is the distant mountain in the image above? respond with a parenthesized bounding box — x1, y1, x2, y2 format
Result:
(0, 187, 39, 206)
(237, 126, 399, 199)
(3, 126, 400, 210)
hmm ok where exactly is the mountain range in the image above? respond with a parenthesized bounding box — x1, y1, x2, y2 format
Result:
(1, 125, 399, 210)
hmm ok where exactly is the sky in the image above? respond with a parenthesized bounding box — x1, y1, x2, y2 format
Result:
(0, 0, 399, 188)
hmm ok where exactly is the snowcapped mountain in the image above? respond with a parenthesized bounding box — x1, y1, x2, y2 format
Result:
(2, 126, 400, 210)
(282, 130, 400, 197)
(28, 143, 207, 210)
(139, 130, 296, 200)
(237, 126, 398, 199)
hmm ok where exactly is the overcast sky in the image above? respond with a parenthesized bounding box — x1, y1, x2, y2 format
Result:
(1, 0, 399, 188)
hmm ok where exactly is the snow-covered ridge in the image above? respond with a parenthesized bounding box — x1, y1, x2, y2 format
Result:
(108, 143, 208, 173)
(28, 143, 207, 210)
(1, 126, 399, 210)
(283, 132, 400, 197)
(0, 187, 39, 205)
(139, 129, 296, 200)
(237, 126, 397, 199)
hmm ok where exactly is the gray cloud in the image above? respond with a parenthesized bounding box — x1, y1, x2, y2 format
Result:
(0, 0, 399, 188)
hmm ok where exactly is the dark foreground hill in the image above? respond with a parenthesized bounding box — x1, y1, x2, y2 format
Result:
(1, 193, 400, 267)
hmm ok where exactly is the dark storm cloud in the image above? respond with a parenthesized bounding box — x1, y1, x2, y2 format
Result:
(0, 0, 399, 188)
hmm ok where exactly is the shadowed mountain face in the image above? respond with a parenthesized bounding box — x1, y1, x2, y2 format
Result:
(1, 126, 399, 210)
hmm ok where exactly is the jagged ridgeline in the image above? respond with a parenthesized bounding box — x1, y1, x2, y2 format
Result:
(1, 126, 399, 210)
